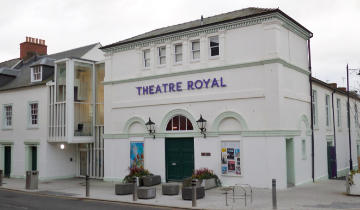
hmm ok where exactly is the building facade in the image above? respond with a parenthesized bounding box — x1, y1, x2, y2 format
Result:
(0, 38, 105, 180)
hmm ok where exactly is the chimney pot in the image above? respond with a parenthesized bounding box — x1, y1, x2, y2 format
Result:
(20, 36, 47, 59)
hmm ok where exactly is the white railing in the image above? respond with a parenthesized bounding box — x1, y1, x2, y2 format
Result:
(48, 84, 66, 142)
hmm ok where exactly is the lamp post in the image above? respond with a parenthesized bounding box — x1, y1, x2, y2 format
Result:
(196, 115, 207, 138)
(346, 64, 360, 171)
(145, 118, 156, 139)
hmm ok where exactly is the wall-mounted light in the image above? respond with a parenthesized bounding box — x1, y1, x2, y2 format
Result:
(60, 144, 65, 150)
(145, 118, 156, 139)
(197, 115, 207, 138)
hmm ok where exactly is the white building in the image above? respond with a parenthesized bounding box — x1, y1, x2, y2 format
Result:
(0, 38, 105, 180)
(100, 7, 360, 189)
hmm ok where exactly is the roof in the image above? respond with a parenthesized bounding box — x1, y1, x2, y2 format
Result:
(311, 77, 360, 100)
(101, 7, 312, 50)
(0, 43, 99, 91)
(0, 67, 19, 77)
(0, 58, 21, 68)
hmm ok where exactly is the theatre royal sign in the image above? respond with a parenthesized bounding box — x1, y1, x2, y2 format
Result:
(136, 77, 227, 96)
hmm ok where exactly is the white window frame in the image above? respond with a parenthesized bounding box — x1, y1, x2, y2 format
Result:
(312, 90, 318, 128)
(208, 35, 219, 58)
(174, 43, 183, 64)
(143, 49, 150, 68)
(191, 40, 200, 61)
(325, 94, 331, 127)
(31, 66, 42, 82)
(2, 104, 13, 129)
(158, 46, 166, 65)
(28, 102, 39, 128)
(336, 98, 341, 128)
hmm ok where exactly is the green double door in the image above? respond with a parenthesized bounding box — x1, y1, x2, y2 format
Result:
(4, 146, 11, 177)
(165, 138, 194, 181)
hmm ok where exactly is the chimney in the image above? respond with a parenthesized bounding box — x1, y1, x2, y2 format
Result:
(329, 83, 337, 89)
(20, 36, 47, 60)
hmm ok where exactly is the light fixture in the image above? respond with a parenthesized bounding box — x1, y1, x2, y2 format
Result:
(60, 144, 65, 150)
(145, 118, 156, 139)
(196, 115, 207, 138)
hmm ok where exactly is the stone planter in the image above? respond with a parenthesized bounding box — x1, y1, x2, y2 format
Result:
(138, 186, 156, 199)
(347, 173, 360, 195)
(182, 186, 205, 200)
(142, 175, 161, 186)
(115, 183, 134, 195)
(199, 178, 217, 190)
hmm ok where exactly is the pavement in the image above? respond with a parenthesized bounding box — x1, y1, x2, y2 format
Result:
(1, 177, 360, 210)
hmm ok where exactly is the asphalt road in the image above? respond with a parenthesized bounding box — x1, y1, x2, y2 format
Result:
(0, 188, 182, 210)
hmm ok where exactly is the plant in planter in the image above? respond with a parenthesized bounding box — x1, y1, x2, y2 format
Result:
(347, 168, 360, 195)
(191, 168, 220, 190)
(123, 167, 153, 184)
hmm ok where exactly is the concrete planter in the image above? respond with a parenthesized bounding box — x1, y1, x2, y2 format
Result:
(199, 178, 217, 190)
(348, 173, 360, 195)
(138, 187, 156, 199)
(115, 183, 134, 195)
(182, 186, 205, 200)
(142, 175, 161, 186)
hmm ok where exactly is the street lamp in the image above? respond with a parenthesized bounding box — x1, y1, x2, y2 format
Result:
(346, 64, 360, 171)
(196, 115, 207, 138)
(145, 118, 156, 139)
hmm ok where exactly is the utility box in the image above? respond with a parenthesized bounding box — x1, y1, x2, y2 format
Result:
(26, 171, 38, 190)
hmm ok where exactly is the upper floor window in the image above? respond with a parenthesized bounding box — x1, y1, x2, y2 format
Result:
(158, 46, 166, 65)
(336, 98, 341, 127)
(31, 66, 42, 82)
(166, 115, 193, 131)
(143, 49, 150, 68)
(3, 105, 12, 128)
(209, 36, 219, 57)
(174, 44, 182, 63)
(312, 90, 317, 126)
(29, 102, 38, 126)
(191, 40, 200, 60)
(325, 95, 330, 126)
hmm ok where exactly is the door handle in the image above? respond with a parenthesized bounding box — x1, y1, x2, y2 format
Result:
(172, 162, 176, 166)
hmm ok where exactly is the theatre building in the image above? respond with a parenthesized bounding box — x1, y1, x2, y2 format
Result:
(100, 7, 332, 189)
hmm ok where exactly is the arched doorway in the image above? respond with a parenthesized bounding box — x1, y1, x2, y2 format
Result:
(165, 115, 194, 181)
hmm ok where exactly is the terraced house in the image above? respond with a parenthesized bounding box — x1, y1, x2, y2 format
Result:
(0, 37, 105, 180)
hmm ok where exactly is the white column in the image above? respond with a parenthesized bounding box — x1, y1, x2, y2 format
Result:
(67, 60, 75, 143)
(0, 145, 4, 170)
(200, 33, 207, 64)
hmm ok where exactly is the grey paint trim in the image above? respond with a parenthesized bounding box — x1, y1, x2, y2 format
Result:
(103, 58, 309, 85)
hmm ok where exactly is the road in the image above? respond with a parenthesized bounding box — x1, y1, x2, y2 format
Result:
(0, 188, 182, 210)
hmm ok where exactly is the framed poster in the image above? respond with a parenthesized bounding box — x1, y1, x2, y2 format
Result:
(130, 142, 144, 169)
(221, 141, 241, 175)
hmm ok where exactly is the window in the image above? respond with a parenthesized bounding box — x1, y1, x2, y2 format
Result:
(337, 99, 341, 127)
(174, 44, 182, 63)
(29, 102, 38, 126)
(301, 139, 306, 160)
(325, 95, 330, 126)
(143, 49, 150, 68)
(3, 105, 12, 128)
(312, 90, 317, 126)
(355, 104, 359, 127)
(209, 36, 219, 57)
(31, 66, 42, 82)
(191, 40, 200, 60)
(158, 46, 166, 65)
(166, 115, 193, 131)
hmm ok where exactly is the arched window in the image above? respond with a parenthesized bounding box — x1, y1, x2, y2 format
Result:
(166, 115, 193, 131)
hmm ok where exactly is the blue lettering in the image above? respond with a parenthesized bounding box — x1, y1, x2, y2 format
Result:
(203, 79, 211, 88)
(136, 87, 142, 95)
(149, 85, 155, 94)
(169, 83, 175, 92)
(162, 83, 168, 93)
(143, 86, 149, 95)
(195, 80, 203, 89)
(187, 81, 194, 90)
(220, 77, 226, 87)
(211, 78, 219, 88)
(176, 82, 182, 91)
(155, 85, 162, 94)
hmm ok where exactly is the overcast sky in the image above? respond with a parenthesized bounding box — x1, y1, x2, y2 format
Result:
(1, 0, 359, 88)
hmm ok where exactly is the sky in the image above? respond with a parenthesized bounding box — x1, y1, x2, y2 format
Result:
(0, 0, 359, 88)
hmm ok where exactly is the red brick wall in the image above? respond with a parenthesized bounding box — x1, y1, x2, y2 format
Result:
(20, 37, 47, 59)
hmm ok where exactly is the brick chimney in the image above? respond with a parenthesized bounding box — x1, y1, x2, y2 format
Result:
(20, 36, 47, 59)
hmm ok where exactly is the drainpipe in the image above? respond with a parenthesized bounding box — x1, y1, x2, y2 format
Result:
(331, 89, 338, 177)
(308, 38, 315, 182)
